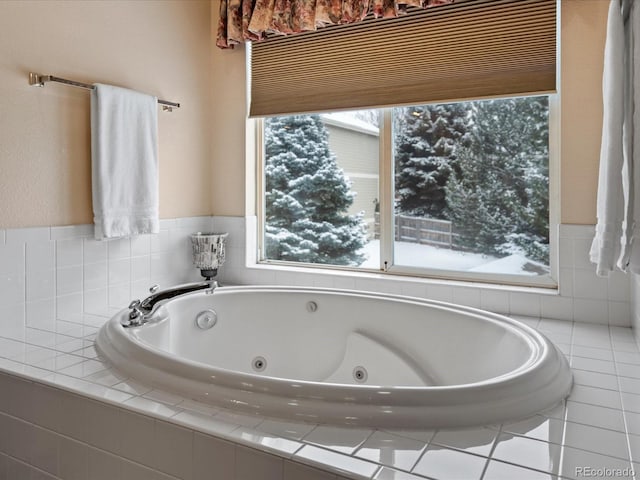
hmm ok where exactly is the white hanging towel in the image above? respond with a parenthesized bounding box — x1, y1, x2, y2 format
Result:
(91, 83, 159, 240)
(590, 0, 639, 276)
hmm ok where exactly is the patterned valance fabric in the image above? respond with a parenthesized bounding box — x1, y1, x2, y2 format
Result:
(216, 0, 453, 49)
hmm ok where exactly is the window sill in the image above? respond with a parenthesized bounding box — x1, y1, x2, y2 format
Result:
(243, 259, 559, 297)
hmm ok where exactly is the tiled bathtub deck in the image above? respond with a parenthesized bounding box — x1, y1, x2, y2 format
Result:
(0, 312, 639, 480)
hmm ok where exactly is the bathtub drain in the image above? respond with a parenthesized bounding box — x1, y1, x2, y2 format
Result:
(353, 366, 368, 383)
(195, 310, 217, 330)
(252, 356, 267, 372)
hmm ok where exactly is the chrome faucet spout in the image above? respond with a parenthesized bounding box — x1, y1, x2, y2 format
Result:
(124, 280, 219, 327)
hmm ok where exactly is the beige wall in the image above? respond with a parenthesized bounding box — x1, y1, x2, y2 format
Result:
(0, 1, 610, 227)
(0, 0, 212, 228)
(210, 3, 248, 217)
(560, 0, 609, 225)
(210, 0, 610, 225)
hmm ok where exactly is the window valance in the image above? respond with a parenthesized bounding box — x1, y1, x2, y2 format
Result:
(216, 0, 453, 49)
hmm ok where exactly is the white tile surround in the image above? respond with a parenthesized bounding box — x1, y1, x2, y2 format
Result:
(632, 274, 640, 348)
(1, 216, 640, 479)
(1, 314, 640, 479)
(0, 217, 632, 330)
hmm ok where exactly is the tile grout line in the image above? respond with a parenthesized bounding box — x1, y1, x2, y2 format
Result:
(556, 320, 575, 479)
(407, 428, 438, 477)
(476, 427, 499, 480)
(401, 437, 429, 475)
(609, 324, 639, 478)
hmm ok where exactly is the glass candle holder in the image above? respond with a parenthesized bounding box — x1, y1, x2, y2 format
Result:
(190, 232, 228, 279)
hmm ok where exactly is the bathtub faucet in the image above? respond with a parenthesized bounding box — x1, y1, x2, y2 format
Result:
(126, 280, 219, 327)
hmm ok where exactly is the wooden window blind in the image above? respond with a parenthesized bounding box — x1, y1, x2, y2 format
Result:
(250, 0, 557, 117)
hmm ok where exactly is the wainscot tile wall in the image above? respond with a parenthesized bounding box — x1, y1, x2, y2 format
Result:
(0, 217, 217, 336)
(0, 217, 632, 328)
(631, 274, 640, 348)
(1, 217, 639, 479)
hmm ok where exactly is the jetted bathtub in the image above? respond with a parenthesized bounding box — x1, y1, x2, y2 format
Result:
(96, 286, 572, 428)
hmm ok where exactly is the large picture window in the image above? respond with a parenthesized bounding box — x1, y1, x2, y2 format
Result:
(258, 96, 555, 287)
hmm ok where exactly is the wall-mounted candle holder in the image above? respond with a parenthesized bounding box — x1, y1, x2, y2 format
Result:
(190, 232, 228, 279)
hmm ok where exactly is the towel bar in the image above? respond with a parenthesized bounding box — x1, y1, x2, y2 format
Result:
(29, 72, 180, 112)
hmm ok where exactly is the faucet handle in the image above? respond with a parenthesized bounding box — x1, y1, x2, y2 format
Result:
(128, 299, 144, 323)
(149, 284, 160, 294)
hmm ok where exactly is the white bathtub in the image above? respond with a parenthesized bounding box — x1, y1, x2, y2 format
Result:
(96, 286, 572, 428)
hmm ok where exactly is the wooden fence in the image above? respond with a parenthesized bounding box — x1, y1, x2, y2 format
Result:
(374, 213, 454, 248)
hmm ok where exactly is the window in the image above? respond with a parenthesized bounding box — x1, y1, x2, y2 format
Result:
(258, 96, 556, 287)
(261, 111, 380, 268)
(250, 0, 558, 287)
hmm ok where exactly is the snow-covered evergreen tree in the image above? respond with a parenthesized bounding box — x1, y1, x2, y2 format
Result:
(446, 96, 549, 263)
(394, 103, 470, 219)
(264, 115, 367, 265)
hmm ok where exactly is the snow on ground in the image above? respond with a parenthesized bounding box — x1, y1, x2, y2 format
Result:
(468, 253, 549, 275)
(359, 240, 548, 276)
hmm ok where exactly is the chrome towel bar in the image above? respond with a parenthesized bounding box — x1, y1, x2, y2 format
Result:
(29, 72, 180, 111)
